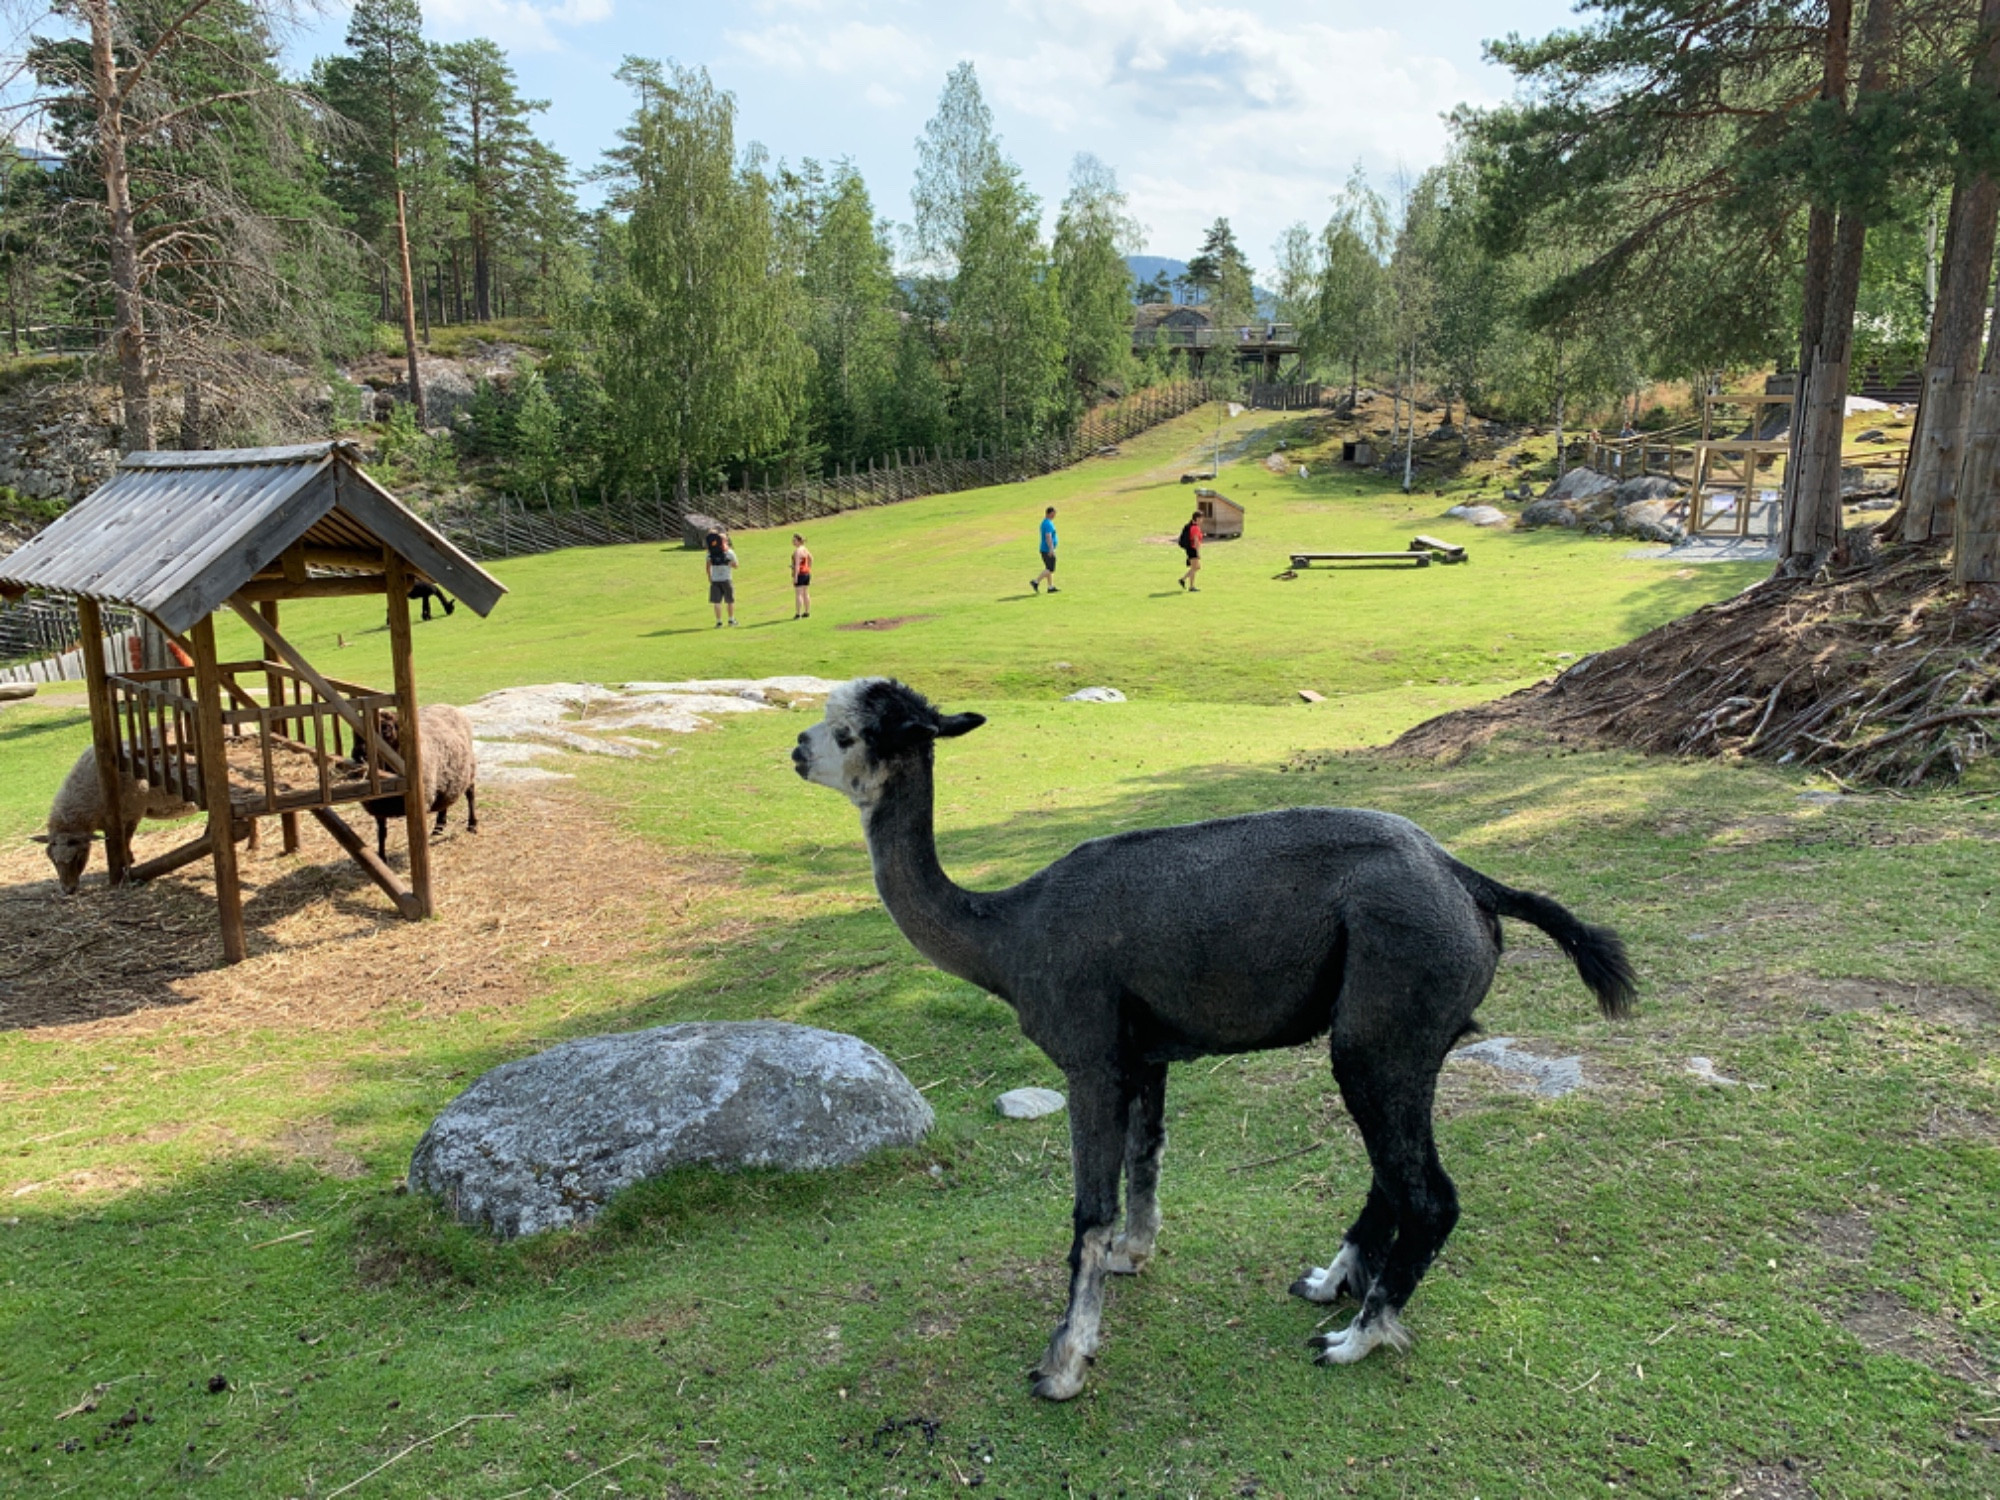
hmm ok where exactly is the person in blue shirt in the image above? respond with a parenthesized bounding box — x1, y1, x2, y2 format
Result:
(1031, 507, 1060, 593)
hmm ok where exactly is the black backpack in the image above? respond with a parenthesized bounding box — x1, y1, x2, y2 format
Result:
(1177, 522, 1195, 551)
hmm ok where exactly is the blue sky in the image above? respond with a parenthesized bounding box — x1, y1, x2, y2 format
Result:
(283, 1, 1585, 272)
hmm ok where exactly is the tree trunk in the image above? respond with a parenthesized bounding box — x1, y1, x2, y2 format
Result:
(179, 379, 201, 450)
(1902, 0, 2000, 542)
(86, 1, 151, 449)
(1783, 0, 1892, 574)
(395, 189, 426, 427)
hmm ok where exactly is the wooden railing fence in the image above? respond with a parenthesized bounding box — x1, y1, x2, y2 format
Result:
(415, 380, 1211, 563)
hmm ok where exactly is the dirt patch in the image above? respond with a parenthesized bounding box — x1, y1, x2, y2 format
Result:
(0, 781, 729, 1036)
(836, 615, 934, 632)
(1811, 1209, 1875, 1266)
(1839, 1291, 1994, 1384)
(1696, 974, 1999, 1033)
(1392, 542, 2000, 789)
(1723, 1461, 1816, 1498)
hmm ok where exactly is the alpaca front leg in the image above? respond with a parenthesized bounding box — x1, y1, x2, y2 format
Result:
(1109, 1060, 1166, 1275)
(1033, 1080, 1125, 1401)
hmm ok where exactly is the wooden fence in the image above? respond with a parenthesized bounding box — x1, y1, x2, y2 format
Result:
(417, 380, 1211, 562)
(1243, 382, 1324, 411)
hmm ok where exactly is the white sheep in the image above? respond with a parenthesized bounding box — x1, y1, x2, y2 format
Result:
(36, 747, 199, 893)
(358, 703, 479, 858)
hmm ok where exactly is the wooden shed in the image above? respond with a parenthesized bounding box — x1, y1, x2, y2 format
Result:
(0, 441, 505, 963)
(1193, 488, 1245, 540)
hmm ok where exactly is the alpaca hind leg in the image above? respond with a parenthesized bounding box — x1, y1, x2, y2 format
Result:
(464, 785, 477, 834)
(1034, 1075, 1126, 1401)
(1291, 1178, 1394, 1304)
(1312, 1046, 1455, 1365)
(1109, 1060, 1167, 1275)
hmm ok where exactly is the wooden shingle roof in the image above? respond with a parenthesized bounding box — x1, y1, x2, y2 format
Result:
(0, 441, 504, 634)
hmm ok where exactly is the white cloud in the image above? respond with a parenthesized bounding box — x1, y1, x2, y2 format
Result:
(423, 0, 614, 54)
(979, 0, 1491, 254)
(724, 18, 928, 77)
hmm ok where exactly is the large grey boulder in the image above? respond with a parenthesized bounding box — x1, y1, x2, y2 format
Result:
(1541, 466, 1618, 503)
(409, 1021, 934, 1238)
(1616, 499, 1686, 545)
(1612, 474, 1683, 507)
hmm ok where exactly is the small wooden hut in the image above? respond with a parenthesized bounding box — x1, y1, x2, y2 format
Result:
(0, 441, 505, 963)
(1193, 489, 1245, 540)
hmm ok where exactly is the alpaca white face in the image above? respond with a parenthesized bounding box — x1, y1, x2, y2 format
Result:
(792, 679, 894, 808)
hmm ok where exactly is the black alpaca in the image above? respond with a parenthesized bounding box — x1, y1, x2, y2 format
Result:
(793, 678, 1635, 1400)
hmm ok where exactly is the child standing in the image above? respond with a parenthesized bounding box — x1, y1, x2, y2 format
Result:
(791, 533, 813, 619)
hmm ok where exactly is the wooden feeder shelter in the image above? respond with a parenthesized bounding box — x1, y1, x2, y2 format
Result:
(1192, 488, 1244, 540)
(0, 442, 505, 963)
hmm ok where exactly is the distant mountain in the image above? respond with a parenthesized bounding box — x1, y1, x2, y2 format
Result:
(1124, 255, 1276, 318)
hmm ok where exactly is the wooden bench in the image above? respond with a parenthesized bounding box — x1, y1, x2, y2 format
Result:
(1408, 534, 1468, 563)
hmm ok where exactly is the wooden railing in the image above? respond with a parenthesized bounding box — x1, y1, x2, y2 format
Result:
(106, 661, 403, 817)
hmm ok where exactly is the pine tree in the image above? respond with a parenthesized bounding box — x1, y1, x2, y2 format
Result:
(318, 0, 441, 423)
(438, 39, 546, 322)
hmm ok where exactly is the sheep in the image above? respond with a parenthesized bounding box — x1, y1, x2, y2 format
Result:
(356, 703, 478, 859)
(35, 748, 199, 893)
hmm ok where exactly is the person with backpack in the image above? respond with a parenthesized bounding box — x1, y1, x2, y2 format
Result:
(1030, 507, 1060, 593)
(705, 530, 739, 627)
(1178, 510, 1204, 592)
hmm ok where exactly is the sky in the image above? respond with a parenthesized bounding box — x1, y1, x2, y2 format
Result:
(280, 0, 1588, 273)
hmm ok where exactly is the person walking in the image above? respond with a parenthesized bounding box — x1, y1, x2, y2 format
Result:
(706, 530, 739, 627)
(1177, 509, 1204, 591)
(791, 533, 813, 619)
(1030, 507, 1060, 593)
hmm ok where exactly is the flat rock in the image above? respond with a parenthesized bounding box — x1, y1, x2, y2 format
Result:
(1065, 686, 1126, 703)
(409, 1021, 934, 1238)
(1451, 1036, 1585, 1097)
(996, 1087, 1066, 1120)
(1445, 503, 1510, 527)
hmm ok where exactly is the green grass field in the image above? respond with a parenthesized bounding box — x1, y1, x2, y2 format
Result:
(2, 406, 1995, 1497)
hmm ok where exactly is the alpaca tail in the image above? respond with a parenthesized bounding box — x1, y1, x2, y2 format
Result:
(1446, 859, 1637, 1018)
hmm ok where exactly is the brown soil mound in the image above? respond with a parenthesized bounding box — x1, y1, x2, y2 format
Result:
(1395, 543, 2000, 787)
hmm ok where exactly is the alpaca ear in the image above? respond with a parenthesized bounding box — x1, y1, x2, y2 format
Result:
(936, 712, 985, 738)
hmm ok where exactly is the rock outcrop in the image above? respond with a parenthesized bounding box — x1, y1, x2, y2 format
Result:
(408, 1021, 934, 1238)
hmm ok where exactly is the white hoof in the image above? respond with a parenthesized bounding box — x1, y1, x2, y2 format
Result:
(1311, 1309, 1408, 1366)
(1106, 1234, 1153, 1275)
(1290, 1242, 1363, 1304)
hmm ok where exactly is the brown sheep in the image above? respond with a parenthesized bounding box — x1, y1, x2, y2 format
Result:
(357, 703, 479, 859)
(35, 748, 199, 893)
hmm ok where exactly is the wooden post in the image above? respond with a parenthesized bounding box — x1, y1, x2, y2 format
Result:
(260, 599, 301, 854)
(190, 615, 246, 963)
(75, 597, 132, 885)
(384, 553, 433, 918)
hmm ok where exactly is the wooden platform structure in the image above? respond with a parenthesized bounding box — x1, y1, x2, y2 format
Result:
(0, 442, 505, 962)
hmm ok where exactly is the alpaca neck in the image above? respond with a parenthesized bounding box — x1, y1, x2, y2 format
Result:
(863, 757, 1009, 1001)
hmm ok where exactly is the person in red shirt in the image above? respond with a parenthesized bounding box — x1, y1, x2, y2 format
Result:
(1178, 510, 1204, 592)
